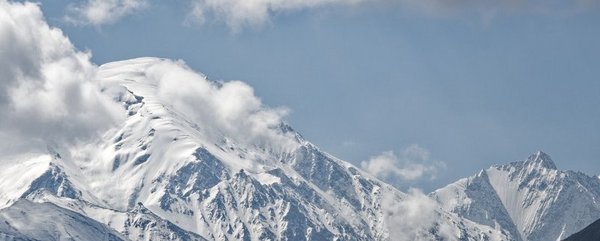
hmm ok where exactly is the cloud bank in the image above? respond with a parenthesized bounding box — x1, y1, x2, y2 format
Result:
(0, 1, 125, 155)
(361, 145, 444, 183)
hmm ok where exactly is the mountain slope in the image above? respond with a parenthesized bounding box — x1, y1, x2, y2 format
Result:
(0, 57, 508, 241)
(0, 199, 126, 241)
(432, 151, 600, 241)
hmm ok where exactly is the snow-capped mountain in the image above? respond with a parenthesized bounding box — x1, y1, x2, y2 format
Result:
(0, 58, 506, 241)
(432, 151, 600, 241)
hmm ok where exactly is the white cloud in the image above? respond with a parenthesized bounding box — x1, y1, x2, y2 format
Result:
(66, 0, 148, 26)
(361, 144, 444, 182)
(382, 188, 452, 241)
(142, 59, 298, 152)
(0, 1, 125, 155)
(0, 0, 296, 156)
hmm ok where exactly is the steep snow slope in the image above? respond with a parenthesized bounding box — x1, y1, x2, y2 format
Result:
(0, 199, 126, 241)
(0, 57, 507, 241)
(432, 169, 522, 241)
(0, 155, 54, 209)
(432, 151, 600, 241)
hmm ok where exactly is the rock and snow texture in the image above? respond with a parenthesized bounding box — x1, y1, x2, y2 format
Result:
(432, 151, 600, 241)
(0, 199, 126, 241)
(0, 58, 506, 241)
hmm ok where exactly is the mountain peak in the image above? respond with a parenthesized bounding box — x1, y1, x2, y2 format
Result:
(526, 151, 557, 170)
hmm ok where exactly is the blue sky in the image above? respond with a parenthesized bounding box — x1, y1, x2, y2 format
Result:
(38, 0, 600, 191)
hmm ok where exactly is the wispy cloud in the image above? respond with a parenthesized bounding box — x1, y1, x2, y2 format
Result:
(185, 0, 600, 30)
(61, 0, 600, 29)
(342, 140, 358, 147)
(361, 144, 445, 183)
(186, 0, 364, 31)
(65, 0, 148, 26)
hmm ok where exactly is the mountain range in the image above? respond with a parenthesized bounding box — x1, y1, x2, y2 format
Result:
(1, 58, 599, 241)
